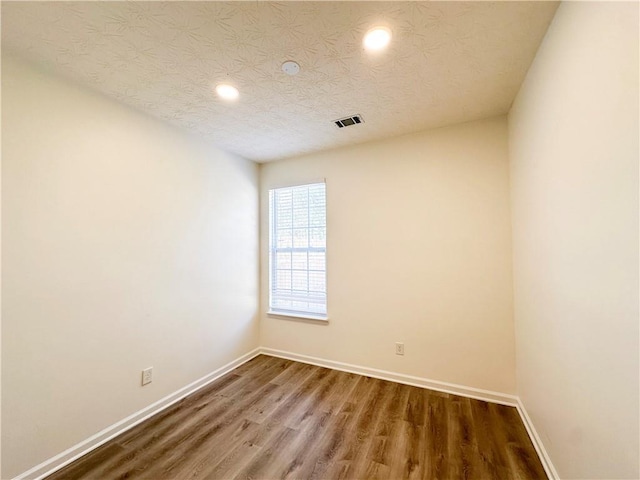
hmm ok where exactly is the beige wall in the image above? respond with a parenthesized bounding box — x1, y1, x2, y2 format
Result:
(509, 2, 639, 479)
(1, 54, 260, 478)
(260, 117, 516, 394)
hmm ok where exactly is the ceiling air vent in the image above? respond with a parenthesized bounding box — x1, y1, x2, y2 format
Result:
(334, 114, 364, 129)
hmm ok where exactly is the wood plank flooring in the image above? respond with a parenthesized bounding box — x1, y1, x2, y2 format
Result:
(46, 355, 547, 480)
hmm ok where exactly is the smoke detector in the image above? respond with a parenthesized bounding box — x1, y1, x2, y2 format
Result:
(282, 61, 300, 76)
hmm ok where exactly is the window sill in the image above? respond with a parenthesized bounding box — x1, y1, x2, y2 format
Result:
(267, 311, 329, 323)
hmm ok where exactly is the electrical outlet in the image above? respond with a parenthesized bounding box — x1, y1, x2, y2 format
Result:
(142, 367, 153, 386)
(395, 342, 404, 356)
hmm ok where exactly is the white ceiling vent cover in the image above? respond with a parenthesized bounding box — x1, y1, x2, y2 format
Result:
(334, 114, 364, 128)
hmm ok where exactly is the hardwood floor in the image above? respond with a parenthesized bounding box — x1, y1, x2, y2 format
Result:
(47, 355, 547, 480)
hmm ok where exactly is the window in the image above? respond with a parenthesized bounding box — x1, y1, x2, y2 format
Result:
(268, 182, 327, 319)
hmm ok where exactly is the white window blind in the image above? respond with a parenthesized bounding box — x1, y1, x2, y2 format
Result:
(269, 182, 327, 318)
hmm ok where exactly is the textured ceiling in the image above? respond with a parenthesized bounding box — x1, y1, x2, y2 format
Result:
(2, 1, 558, 162)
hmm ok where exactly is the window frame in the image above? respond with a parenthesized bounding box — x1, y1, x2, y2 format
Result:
(267, 181, 328, 322)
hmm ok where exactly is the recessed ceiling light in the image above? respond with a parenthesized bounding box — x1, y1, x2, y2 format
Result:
(215, 84, 239, 101)
(363, 27, 392, 52)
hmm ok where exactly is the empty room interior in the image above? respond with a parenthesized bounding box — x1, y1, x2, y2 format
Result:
(1, 1, 638, 479)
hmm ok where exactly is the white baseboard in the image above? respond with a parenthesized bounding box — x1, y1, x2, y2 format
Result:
(15, 347, 557, 480)
(259, 347, 519, 406)
(14, 348, 261, 480)
(515, 398, 559, 480)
